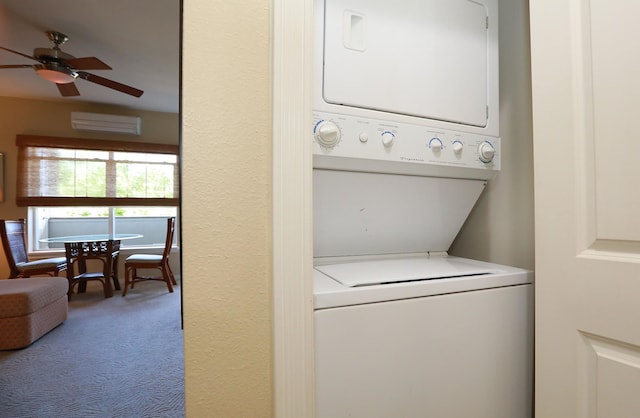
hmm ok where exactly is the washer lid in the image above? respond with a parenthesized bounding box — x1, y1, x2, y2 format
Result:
(315, 256, 498, 287)
(314, 170, 486, 257)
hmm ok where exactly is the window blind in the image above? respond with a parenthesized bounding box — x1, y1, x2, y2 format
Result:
(16, 135, 179, 207)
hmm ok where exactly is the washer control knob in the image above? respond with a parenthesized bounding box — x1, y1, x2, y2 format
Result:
(452, 141, 464, 155)
(381, 131, 395, 147)
(359, 132, 369, 143)
(314, 121, 341, 147)
(478, 142, 496, 163)
(429, 137, 443, 153)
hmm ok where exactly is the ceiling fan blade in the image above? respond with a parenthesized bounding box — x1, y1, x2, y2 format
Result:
(0, 64, 34, 69)
(0, 46, 38, 61)
(65, 57, 112, 70)
(77, 71, 143, 97)
(57, 82, 80, 97)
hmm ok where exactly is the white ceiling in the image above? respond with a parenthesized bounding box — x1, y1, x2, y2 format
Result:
(0, 0, 180, 114)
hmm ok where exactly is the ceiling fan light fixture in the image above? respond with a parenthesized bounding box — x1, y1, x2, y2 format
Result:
(35, 66, 76, 84)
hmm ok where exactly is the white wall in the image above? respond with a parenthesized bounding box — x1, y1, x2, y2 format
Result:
(450, 0, 535, 271)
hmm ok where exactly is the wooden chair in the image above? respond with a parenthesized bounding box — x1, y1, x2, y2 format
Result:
(65, 240, 121, 299)
(122, 217, 177, 296)
(0, 219, 67, 279)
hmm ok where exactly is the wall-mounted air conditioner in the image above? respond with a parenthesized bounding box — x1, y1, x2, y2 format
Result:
(70, 112, 142, 135)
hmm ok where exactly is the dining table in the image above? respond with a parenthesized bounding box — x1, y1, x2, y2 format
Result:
(40, 234, 143, 296)
(40, 233, 143, 244)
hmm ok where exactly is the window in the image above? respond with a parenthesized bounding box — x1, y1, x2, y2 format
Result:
(31, 207, 178, 251)
(16, 135, 180, 251)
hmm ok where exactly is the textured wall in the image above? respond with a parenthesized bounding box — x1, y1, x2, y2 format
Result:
(450, 0, 535, 271)
(181, 0, 273, 416)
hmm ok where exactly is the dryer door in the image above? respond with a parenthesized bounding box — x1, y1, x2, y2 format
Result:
(322, 0, 491, 128)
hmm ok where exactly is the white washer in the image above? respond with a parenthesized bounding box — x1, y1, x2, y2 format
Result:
(314, 255, 533, 418)
(313, 170, 534, 418)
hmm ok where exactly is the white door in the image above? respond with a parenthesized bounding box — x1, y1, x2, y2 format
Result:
(530, 1, 640, 417)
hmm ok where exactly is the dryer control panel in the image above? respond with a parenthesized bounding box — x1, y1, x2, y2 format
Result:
(313, 111, 500, 180)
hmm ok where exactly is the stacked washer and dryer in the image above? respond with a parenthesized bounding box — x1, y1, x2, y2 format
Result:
(311, 1, 534, 417)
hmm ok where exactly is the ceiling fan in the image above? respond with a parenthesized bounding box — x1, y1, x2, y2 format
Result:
(0, 30, 143, 98)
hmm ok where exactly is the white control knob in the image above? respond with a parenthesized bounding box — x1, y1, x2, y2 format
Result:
(429, 138, 443, 153)
(381, 131, 395, 147)
(359, 132, 369, 143)
(452, 141, 463, 155)
(478, 142, 496, 163)
(314, 121, 341, 147)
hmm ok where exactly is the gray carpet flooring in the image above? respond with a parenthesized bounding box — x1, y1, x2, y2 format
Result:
(0, 280, 184, 418)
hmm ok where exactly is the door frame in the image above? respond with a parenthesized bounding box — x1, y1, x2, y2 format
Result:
(272, 0, 315, 416)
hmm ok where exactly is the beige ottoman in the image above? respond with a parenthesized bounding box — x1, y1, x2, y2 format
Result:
(0, 277, 68, 350)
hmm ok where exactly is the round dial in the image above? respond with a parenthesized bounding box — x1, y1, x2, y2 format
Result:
(452, 141, 464, 154)
(429, 137, 443, 153)
(381, 131, 395, 147)
(478, 142, 496, 163)
(314, 121, 341, 147)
